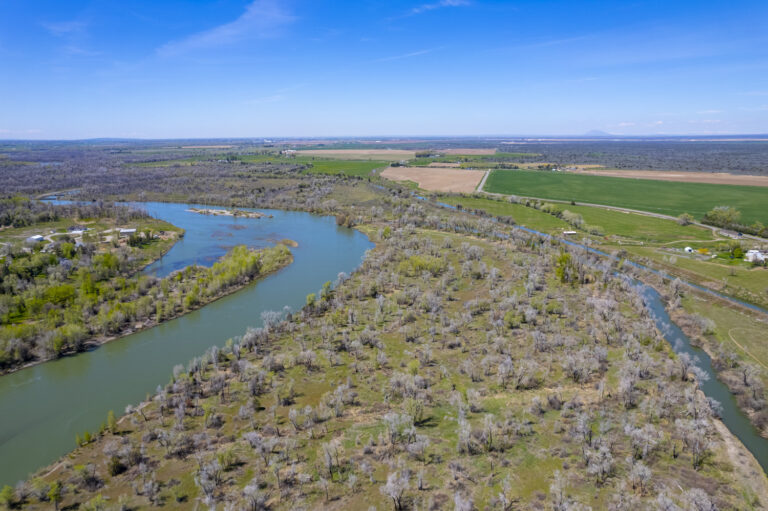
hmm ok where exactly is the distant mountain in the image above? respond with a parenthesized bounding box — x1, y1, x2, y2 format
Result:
(584, 130, 612, 137)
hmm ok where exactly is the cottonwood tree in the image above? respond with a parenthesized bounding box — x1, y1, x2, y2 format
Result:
(380, 469, 410, 511)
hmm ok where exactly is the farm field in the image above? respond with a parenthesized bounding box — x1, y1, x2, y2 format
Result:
(381, 165, 484, 192)
(300, 158, 385, 177)
(567, 168, 768, 187)
(484, 169, 768, 224)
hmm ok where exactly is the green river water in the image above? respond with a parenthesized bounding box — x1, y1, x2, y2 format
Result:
(0, 202, 373, 485)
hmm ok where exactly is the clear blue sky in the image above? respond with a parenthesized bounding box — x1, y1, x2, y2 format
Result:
(1, 0, 767, 139)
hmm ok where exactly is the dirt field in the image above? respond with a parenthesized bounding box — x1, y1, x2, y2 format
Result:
(442, 148, 497, 155)
(569, 168, 768, 187)
(381, 166, 484, 192)
(297, 149, 415, 160)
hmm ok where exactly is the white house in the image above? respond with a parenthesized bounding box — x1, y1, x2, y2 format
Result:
(26, 235, 44, 244)
(119, 228, 137, 237)
(745, 250, 766, 263)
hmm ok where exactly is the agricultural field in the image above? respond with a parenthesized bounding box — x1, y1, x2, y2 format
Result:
(299, 158, 385, 177)
(484, 169, 768, 224)
(381, 166, 485, 193)
(567, 168, 768, 187)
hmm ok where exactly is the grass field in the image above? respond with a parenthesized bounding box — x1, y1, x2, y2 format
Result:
(438, 196, 571, 233)
(564, 205, 715, 243)
(301, 158, 384, 177)
(681, 294, 768, 373)
(484, 170, 768, 224)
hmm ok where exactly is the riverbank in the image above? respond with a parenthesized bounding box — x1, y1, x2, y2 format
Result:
(0, 244, 293, 377)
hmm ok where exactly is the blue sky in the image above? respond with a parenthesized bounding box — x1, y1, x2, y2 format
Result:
(1, 0, 767, 139)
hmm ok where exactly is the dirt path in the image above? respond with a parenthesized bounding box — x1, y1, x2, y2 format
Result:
(728, 328, 768, 370)
(476, 170, 490, 192)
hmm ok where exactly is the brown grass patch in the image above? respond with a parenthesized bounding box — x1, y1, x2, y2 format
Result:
(568, 168, 768, 187)
(381, 166, 484, 193)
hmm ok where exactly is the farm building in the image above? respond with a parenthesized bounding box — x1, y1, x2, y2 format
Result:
(25, 235, 44, 244)
(745, 250, 766, 263)
(119, 228, 137, 237)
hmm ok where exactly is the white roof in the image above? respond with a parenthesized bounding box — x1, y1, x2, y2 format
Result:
(119, 228, 137, 233)
(27, 235, 44, 241)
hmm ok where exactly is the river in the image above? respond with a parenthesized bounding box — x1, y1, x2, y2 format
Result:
(0, 202, 373, 486)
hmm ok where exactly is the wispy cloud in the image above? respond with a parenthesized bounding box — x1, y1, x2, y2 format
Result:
(40, 19, 101, 58)
(616, 122, 636, 127)
(41, 20, 87, 37)
(374, 48, 437, 63)
(158, 0, 294, 57)
(410, 0, 470, 15)
(697, 109, 722, 114)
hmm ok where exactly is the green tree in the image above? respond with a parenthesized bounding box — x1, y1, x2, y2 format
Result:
(107, 410, 117, 434)
(47, 482, 62, 511)
(0, 485, 14, 510)
(676, 213, 694, 226)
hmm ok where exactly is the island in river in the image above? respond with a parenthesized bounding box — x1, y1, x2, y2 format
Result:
(186, 207, 272, 219)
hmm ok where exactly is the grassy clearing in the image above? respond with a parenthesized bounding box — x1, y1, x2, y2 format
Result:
(299, 158, 384, 177)
(438, 195, 570, 233)
(681, 295, 768, 373)
(484, 170, 768, 224)
(564, 205, 715, 244)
